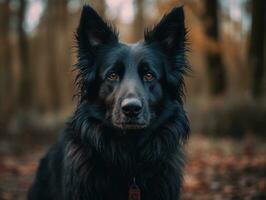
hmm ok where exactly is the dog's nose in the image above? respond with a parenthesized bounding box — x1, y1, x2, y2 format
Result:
(121, 98, 142, 117)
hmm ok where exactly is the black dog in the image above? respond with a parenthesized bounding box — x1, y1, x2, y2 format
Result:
(28, 5, 189, 200)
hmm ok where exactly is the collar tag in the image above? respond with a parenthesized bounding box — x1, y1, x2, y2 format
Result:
(128, 177, 141, 200)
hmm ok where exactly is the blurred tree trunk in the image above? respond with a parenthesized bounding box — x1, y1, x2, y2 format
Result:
(18, 0, 32, 110)
(92, 0, 106, 17)
(45, 0, 72, 112)
(0, 1, 13, 121)
(249, 0, 266, 97)
(45, 0, 64, 111)
(203, 0, 226, 95)
(133, 0, 144, 41)
(56, 0, 72, 110)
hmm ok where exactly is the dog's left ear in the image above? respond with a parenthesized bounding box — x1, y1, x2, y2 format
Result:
(144, 6, 186, 56)
(145, 7, 187, 101)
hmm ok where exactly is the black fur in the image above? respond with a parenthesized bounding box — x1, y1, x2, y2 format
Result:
(28, 5, 189, 200)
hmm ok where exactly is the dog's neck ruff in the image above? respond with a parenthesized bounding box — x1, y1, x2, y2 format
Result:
(71, 100, 189, 164)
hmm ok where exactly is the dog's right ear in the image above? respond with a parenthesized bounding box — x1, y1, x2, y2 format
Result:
(144, 7, 186, 57)
(76, 5, 118, 54)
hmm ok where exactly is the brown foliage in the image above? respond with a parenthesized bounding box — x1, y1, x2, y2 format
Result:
(0, 135, 265, 200)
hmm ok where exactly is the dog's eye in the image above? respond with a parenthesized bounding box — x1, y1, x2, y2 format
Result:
(143, 72, 154, 81)
(107, 72, 119, 81)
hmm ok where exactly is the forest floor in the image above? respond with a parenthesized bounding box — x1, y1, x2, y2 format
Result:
(0, 134, 265, 200)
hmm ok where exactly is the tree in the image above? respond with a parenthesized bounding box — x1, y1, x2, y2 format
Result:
(249, 0, 266, 97)
(92, 0, 106, 18)
(18, 0, 32, 110)
(0, 0, 13, 121)
(133, 0, 144, 41)
(203, 0, 226, 95)
(44, 0, 69, 112)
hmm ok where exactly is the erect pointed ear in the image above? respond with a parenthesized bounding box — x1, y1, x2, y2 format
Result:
(145, 7, 188, 101)
(144, 6, 186, 56)
(76, 5, 118, 52)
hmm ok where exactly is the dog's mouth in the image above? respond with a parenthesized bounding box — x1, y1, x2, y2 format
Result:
(121, 122, 147, 130)
(114, 122, 148, 130)
(111, 105, 150, 130)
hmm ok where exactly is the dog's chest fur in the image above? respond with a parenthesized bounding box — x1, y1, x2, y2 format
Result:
(62, 127, 184, 200)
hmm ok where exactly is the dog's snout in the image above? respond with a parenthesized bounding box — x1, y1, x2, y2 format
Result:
(121, 98, 142, 117)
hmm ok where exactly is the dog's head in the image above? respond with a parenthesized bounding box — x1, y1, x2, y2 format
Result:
(75, 6, 187, 131)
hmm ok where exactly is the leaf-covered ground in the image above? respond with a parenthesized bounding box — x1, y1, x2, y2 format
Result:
(0, 134, 265, 200)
